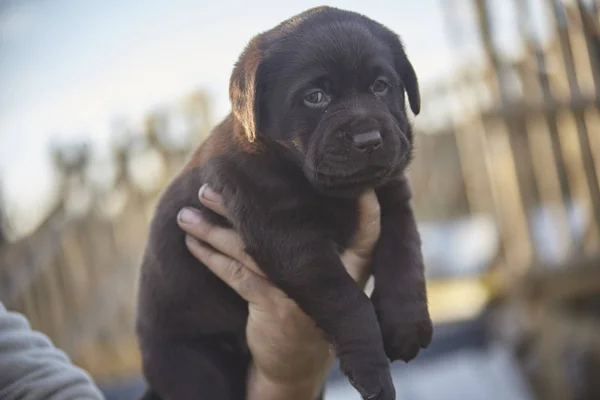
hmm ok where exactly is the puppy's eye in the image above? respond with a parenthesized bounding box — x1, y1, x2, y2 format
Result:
(304, 90, 328, 107)
(372, 79, 389, 94)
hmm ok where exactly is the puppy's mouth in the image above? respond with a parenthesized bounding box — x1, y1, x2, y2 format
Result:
(307, 165, 393, 196)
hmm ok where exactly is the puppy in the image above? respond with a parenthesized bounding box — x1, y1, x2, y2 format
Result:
(136, 6, 432, 400)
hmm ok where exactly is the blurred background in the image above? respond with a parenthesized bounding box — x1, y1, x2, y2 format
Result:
(1, 0, 600, 399)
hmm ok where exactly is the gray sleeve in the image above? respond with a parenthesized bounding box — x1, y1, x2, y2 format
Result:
(0, 302, 105, 400)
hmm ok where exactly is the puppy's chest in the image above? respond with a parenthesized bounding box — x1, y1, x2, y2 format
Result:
(207, 153, 361, 251)
(317, 197, 360, 253)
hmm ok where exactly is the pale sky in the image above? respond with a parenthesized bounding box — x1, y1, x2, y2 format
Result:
(0, 0, 543, 233)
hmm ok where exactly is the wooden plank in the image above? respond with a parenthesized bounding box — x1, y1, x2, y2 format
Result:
(526, 113, 574, 249)
(473, 0, 538, 267)
(484, 120, 534, 269)
(440, 0, 510, 266)
(59, 227, 90, 317)
(39, 260, 66, 341)
(576, 0, 600, 96)
(515, 0, 578, 248)
(52, 250, 78, 351)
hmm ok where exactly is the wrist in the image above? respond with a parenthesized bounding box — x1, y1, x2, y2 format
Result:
(246, 363, 326, 400)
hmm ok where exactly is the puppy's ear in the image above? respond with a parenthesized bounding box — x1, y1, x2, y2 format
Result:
(229, 39, 264, 142)
(386, 35, 421, 116)
(397, 55, 420, 116)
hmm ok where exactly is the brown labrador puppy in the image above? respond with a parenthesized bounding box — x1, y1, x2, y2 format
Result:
(136, 6, 432, 400)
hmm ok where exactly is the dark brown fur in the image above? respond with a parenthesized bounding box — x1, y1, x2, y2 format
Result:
(136, 6, 432, 400)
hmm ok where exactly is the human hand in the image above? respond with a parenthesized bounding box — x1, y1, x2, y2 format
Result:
(177, 185, 381, 400)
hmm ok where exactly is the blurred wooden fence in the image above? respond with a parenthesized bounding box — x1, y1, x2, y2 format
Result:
(0, 89, 212, 383)
(415, 1, 600, 399)
(414, 0, 600, 271)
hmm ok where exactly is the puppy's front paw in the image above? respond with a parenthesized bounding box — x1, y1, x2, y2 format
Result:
(375, 300, 433, 363)
(345, 364, 396, 400)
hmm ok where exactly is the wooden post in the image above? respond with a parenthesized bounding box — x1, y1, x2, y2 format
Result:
(515, 0, 578, 250)
(575, 0, 600, 96)
(546, 0, 600, 243)
(439, 0, 510, 264)
(473, 0, 536, 268)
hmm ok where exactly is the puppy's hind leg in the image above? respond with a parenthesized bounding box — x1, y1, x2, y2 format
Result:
(141, 336, 250, 400)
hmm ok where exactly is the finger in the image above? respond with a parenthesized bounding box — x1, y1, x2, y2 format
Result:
(198, 184, 228, 218)
(350, 189, 381, 257)
(177, 207, 266, 277)
(185, 235, 271, 303)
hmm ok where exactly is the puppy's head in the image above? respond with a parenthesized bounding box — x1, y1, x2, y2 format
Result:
(230, 6, 420, 196)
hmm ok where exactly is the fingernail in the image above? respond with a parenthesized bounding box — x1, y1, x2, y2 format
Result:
(200, 185, 221, 203)
(178, 208, 203, 225)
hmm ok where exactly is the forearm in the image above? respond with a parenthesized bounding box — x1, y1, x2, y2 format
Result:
(0, 302, 104, 400)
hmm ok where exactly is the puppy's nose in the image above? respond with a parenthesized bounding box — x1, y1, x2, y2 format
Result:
(352, 130, 382, 152)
